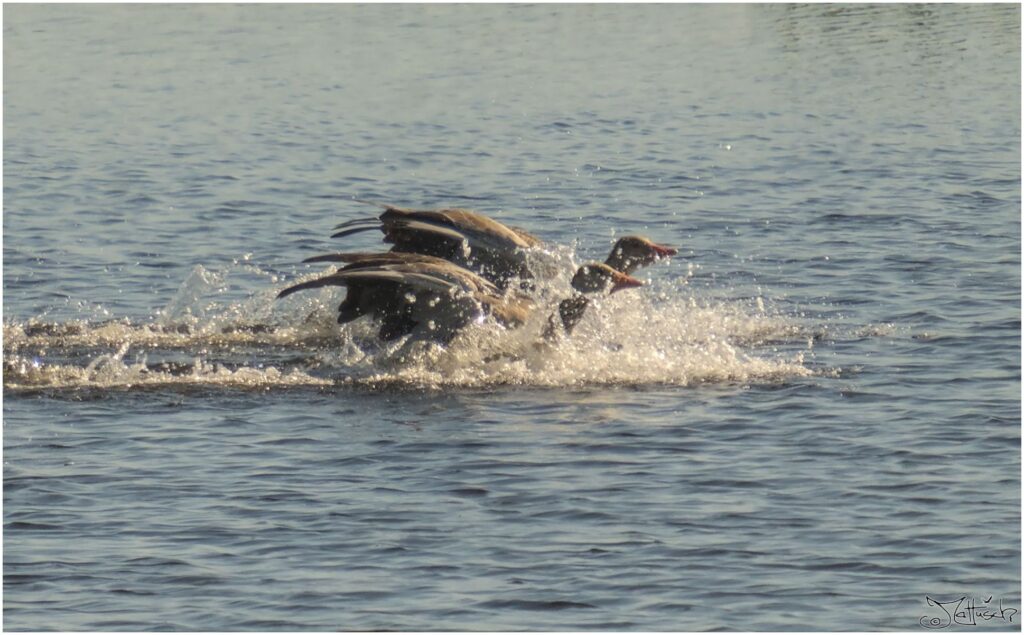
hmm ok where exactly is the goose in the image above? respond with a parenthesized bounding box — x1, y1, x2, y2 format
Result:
(323, 201, 677, 287)
(276, 259, 642, 343)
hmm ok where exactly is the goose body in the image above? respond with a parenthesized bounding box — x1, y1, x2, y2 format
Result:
(278, 259, 512, 341)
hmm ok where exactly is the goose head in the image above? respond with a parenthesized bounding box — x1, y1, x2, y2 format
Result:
(605, 235, 678, 274)
(569, 262, 644, 295)
(553, 263, 643, 335)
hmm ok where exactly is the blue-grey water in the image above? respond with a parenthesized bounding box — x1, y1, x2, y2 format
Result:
(3, 4, 1020, 631)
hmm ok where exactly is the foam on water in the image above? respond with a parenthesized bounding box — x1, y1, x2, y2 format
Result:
(3, 256, 820, 392)
(3, 349, 333, 391)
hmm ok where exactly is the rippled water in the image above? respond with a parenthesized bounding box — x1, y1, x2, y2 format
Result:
(4, 4, 1020, 631)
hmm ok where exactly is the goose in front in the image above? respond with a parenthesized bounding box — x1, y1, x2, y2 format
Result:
(276, 259, 642, 343)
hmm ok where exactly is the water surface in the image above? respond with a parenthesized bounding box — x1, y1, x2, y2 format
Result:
(4, 4, 1020, 630)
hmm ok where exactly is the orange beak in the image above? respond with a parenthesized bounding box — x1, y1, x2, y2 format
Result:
(651, 243, 678, 258)
(610, 272, 644, 294)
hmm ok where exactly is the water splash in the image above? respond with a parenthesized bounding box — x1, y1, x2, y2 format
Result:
(3, 256, 821, 392)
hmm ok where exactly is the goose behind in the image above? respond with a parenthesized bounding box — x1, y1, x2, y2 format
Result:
(322, 201, 677, 288)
